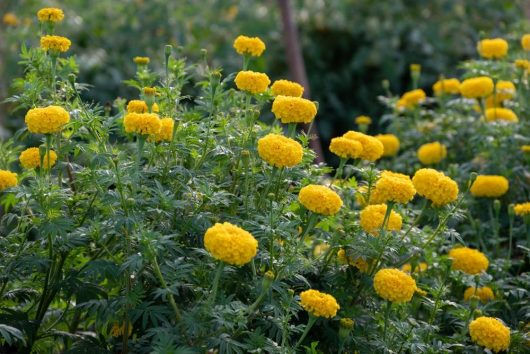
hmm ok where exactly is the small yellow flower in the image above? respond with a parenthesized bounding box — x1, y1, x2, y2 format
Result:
(329, 137, 363, 160)
(396, 89, 426, 109)
(133, 56, 150, 65)
(123, 113, 161, 136)
(375, 134, 400, 157)
(412, 168, 458, 206)
(336, 249, 370, 273)
(464, 286, 495, 303)
(0, 170, 18, 191)
(514, 59, 530, 70)
(233, 35, 266, 57)
(432, 78, 460, 95)
(298, 184, 343, 216)
(459, 77, 494, 98)
(417, 142, 447, 165)
(257, 133, 303, 168)
(3, 13, 19, 26)
(19, 147, 57, 170)
(343, 131, 384, 161)
(495, 81, 516, 101)
(410, 64, 421, 73)
(401, 262, 428, 274)
(271, 95, 317, 124)
(369, 171, 416, 205)
(40, 35, 71, 53)
(234, 70, 270, 94)
(521, 34, 530, 51)
(485, 108, 518, 123)
(126, 100, 159, 114)
(521, 145, 530, 153)
(470, 175, 509, 198)
(271, 80, 304, 97)
(373, 268, 417, 303)
(448, 247, 489, 275)
(37, 8, 64, 23)
(150, 117, 174, 142)
(355, 115, 372, 125)
(359, 204, 402, 236)
(313, 243, 330, 257)
(514, 202, 530, 216)
(143, 87, 156, 96)
(25, 106, 70, 134)
(477, 38, 509, 59)
(299, 289, 340, 318)
(204, 222, 258, 266)
(469, 317, 510, 353)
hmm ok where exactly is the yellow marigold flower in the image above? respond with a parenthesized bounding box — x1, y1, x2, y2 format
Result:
(477, 38, 509, 59)
(299, 289, 340, 318)
(233, 35, 266, 57)
(355, 115, 372, 125)
(123, 113, 161, 136)
(515, 59, 530, 70)
(271, 95, 317, 124)
(417, 142, 447, 165)
(150, 117, 174, 142)
(373, 268, 417, 304)
(412, 168, 458, 206)
(433, 78, 460, 95)
(126, 100, 159, 113)
(40, 35, 71, 53)
(469, 317, 510, 353)
(143, 87, 156, 96)
(234, 70, 270, 94)
(448, 247, 489, 275)
(298, 184, 343, 216)
(337, 249, 371, 273)
(396, 89, 426, 109)
(495, 81, 516, 101)
(410, 64, 421, 73)
(3, 13, 19, 26)
(359, 204, 402, 236)
(313, 243, 330, 257)
(375, 134, 400, 157)
(19, 147, 57, 170)
(521, 34, 530, 51)
(521, 145, 530, 153)
(25, 106, 70, 134)
(514, 202, 530, 216)
(329, 137, 363, 160)
(37, 8, 64, 23)
(485, 108, 518, 123)
(110, 322, 133, 337)
(343, 131, 384, 161)
(271, 79, 304, 97)
(464, 286, 495, 303)
(459, 77, 494, 98)
(203, 222, 258, 266)
(401, 262, 428, 274)
(257, 133, 303, 168)
(0, 170, 18, 191)
(369, 171, 416, 205)
(470, 175, 509, 198)
(133, 56, 150, 65)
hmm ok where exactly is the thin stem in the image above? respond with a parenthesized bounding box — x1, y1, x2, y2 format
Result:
(151, 254, 182, 321)
(383, 301, 392, 342)
(294, 315, 317, 349)
(368, 202, 395, 276)
(208, 262, 225, 305)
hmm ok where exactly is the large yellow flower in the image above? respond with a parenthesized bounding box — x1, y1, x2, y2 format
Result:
(485, 108, 518, 123)
(521, 34, 530, 51)
(271, 95, 317, 124)
(343, 131, 384, 161)
(412, 168, 458, 206)
(477, 38, 508, 59)
(298, 184, 343, 216)
(359, 204, 402, 235)
(123, 113, 161, 135)
(271, 80, 304, 97)
(459, 77, 494, 98)
(150, 118, 174, 142)
(470, 175, 509, 198)
(464, 286, 495, 303)
(37, 8, 64, 23)
(257, 133, 303, 168)
(396, 89, 426, 109)
(469, 317, 510, 353)
(448, 247, 489, 275)
(375, 134, 400, 157)
(299, 289, 340, 318)
(233, 35, 266, 57)
(19, 147, 57, 170)
(369, 171, 416, 205)
(0, 170, 18, 191)
(432, 78, 460, 95)
(40, 35, 71, 53)
(373, 268, 417, 303)
(514, 202, 530, 216)
(203, 222, 258, 266)
(25, 106, 70, 134)
(234, 71, 270, 94)
(329, 137, 363, 160)
(417, 142, 447, 165)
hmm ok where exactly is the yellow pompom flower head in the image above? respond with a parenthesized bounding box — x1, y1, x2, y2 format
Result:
(233, 35, 266, 57)
(329, 137, 363, 160)
(375, 134, 400, 157)
(343, 131, 384, 161)
(396, 89, 426, 110)
(298, 184, 343, 216)
(448, 247, 489, 275)
(484, 108, 518, 123)
(412, 168, 459, 207)
(123, 113, 161, 136)
(469, 317, 510, 352)
(477, 38, 508, 59)
(359, 204, 402, 236)
(373, 268, 417, 303)
(257, 133, 303, 168)
(296, 289, 340, 347)
(25, 106, 70, 134)
(37, 8, 64, 24)
(133, 56, 150, 66)
(204, 222, 258, 266)
(417, 142, 447, 165)
(271, 79, 304, 97)
(464, 286, 494, 303)
(271, 95, 317, 125)
(355, 115, 372, 132)
(433, 78, 460, 96)
(0, 170, 18, 192)
(459, 77, 494, 99)
(234, 70, 270, 94)
(514, 202, 530, 217)
(470, 175, 509, 198)
(150, 118, 174, 143)
(369, 171, 416, 205)
(19, 147, 57, 170)
(522, 34, 530, 51)
(3, 13, 19, 26)
(127, 100, 160, 114)
(40, 35, 71, 53)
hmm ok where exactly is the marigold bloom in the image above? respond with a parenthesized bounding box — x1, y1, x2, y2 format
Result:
(343, 131, 384, 161)
(37, 8, 64, 23)
(369, 171, 416, 205)
(3, 13, 19, 26)
(432, 78, 460, 95)
(412, 168, 458, 206)
(299, 289, 340, 318)
(464, 286, 495, 303)
(19, 147, 57, 170)
(375, 134, 400, 157)
(234, 71, 270, 94)
(233, 35, 266, 57)
(373, 268, 417, 303)
(417, 142, 447, 165)
(126, 100, 159, 113)
(123, 113, 161, 135)
(257, 133, 303, 168)
(298, 184, 343, 216)
(355, 115, 372, 125)
(514, 202, 530, 216)
(143, 87, 156, 96)
(401, 262, 428, 274)
(329, 137, 363, 160)
(515, 59, 530, 70)
(271, 79, 304, 97)
(25, 106, 70, 134)
(521, 145, 530, 153)
(495, 81, 516, 101)
(271, 95, 317, 124)
(448, 247, 489, 274)
(0, 170, 18, 191)
(150, 118, 174, 142)
(337, 249, 370, 272)
(521, 34, 530, 51)
(359, 204, 402, 235)
(40, 35, 71, 53)
(469, 317, 510, 353)
(459, 77, 494, 98)
(203, 222, 258, 266)
(396, 89, 426, 109)
(133, 56, 150, 65)
(470, 175, 509, 198)
(485, 108, 518, 123)
(477, 38, 508, 59)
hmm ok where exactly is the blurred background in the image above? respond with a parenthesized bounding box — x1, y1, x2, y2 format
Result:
(0, 0, 527, 161)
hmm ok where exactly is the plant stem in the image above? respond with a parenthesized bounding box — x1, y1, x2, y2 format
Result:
(294, 315, 317, 349)
(151, 255, 182, 321)
(208, 262, 225, 305)
(383, 301, 392, 342)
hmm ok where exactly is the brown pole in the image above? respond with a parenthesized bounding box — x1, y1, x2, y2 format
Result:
(277, 0, 325, 163)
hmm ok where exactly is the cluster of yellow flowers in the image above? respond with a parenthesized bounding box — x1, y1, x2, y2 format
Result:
(299, 289, 340, 318)
(257, 134, 303, 168)
(342, 131, 384, 161)
(3, 13, 19, 26)
(271, 95, 317, 124)
(204, 222, 258, 266)
(417, 142, 447, 165)
(0, 170, 18, 192)
(463, 286, 494, 303)
(298, 184, 343, 216)
(470, 175, 509, 198)
(448, 247, 489, 275)
(234, 70, 271, 94)
(359, 204, 402, 235)
(514, 202, 530, 216)
(25, 106, 70, 134)
(373, 268, 417, 303)
(150, 118, 174, 142)
(270, 79, 304, 97)
(469, 317, 510, 352)
(123, 113, 162, 136)
(19, 148, 57, 170)
(484, 108, 518, 123)
(369, 171, 416, 204)
(412, 168, 458, 206)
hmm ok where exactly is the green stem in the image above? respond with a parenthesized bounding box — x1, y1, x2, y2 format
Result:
(383, 301, 392, 342)
(294, 315, 317, 349)
(287, 123, 297, 138)
(368, 202, 395, 276)
(136, 135, 145, 181)
(151, 255, 182, 321)
(297, 213, 319, 253)
(208, 262, 225, 305)
(331, 158, 347, 185)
